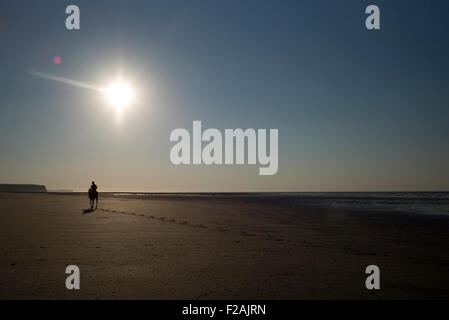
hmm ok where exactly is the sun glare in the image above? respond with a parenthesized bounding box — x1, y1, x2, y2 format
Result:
(106, 82, 133, 108)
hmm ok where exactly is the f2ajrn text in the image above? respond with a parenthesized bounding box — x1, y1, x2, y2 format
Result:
(182, 304, 266, 318)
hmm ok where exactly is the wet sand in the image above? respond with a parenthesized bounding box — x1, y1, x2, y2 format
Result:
(0, 192, 448, 299)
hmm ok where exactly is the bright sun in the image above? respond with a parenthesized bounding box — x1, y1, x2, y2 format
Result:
(106, 82, 133, 108)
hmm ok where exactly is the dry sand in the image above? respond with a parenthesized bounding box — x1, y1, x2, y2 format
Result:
(0, 192, 448, 299)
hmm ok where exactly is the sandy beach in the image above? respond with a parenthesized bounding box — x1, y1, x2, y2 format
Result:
(0, 192, 449, 299)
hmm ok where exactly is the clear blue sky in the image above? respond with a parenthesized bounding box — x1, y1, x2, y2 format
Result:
(0, 0, 448, 191)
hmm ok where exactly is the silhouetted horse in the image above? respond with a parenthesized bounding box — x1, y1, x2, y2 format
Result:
(88, 187, 98, 209)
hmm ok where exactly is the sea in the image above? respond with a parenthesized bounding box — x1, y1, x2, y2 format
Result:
(111, 192, 449, 216)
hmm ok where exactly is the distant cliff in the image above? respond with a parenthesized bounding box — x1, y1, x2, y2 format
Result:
(0, 184, 47, 193)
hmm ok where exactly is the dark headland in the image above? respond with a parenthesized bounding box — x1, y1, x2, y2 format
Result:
(0, 184, 47, 193)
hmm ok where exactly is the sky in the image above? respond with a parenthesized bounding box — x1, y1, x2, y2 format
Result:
(0, 0, 448, 192)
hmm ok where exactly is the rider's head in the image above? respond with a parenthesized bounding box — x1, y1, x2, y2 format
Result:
(92, 181, 95, 185)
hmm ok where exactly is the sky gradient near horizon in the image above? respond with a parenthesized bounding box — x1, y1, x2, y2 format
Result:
(0, 0, 448, 192)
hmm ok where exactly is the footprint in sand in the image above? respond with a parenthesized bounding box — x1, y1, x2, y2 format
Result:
(98, 209, 218, 234)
